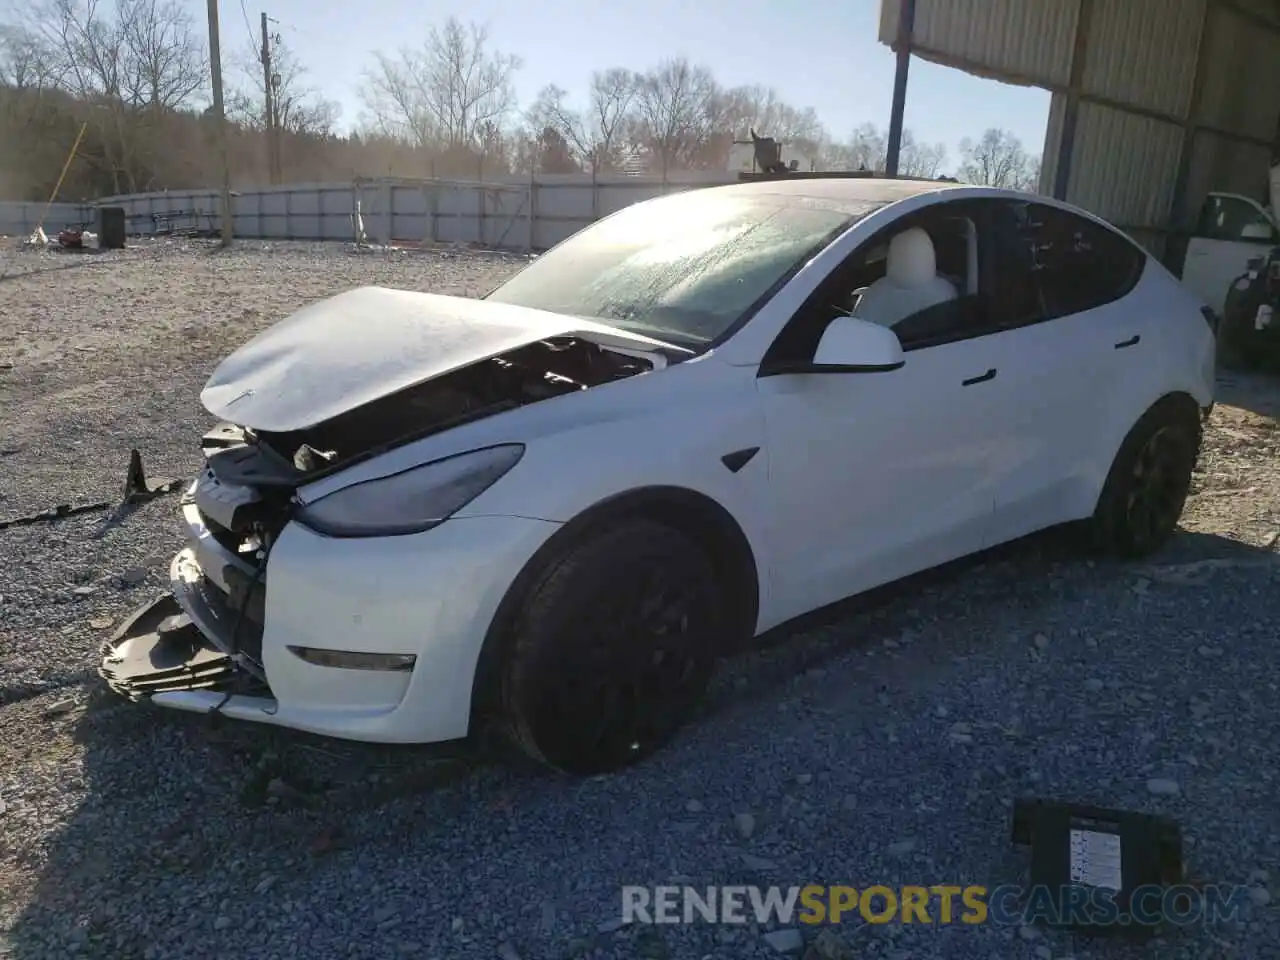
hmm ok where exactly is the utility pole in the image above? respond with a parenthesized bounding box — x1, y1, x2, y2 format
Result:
(260, 12, 279, 184)
(206, 0, 233, 247)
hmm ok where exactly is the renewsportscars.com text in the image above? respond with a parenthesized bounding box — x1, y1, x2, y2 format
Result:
(620, 884, 1251, 927)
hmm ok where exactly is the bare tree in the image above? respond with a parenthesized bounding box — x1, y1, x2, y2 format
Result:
(534, 123, 579, 173)
(117, 0, 204, 110)
(584, 68, 638, 171)
(0, 22, 65, 194)
(716, 85, 824, 146)
(899, 130, 948, 178)
(0, 25, 54, 90)
(358, 17, 521, 151)
(635, 57, 717, 175)
(829, 123, 946, 177)
(9, 0, 204, 191)
(957, 127, 1040, 191)
(844, 122, 886, 171)
(525, 70, 643, 173)
(229, 33, 337, 137)
(524, 83, 589, 162)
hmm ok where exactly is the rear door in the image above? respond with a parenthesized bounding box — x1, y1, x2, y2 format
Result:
(1182, 194, 1280, 316)
(977, 200, 1147, 544)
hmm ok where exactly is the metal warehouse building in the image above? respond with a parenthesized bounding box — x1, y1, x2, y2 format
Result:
(877, 0, 1280, 267)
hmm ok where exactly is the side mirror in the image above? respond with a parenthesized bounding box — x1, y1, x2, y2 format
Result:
(812, 317, 905, 371)
(1241, 222, 1275, 241)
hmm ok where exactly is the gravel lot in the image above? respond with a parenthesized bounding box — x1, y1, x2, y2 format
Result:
(0, 240, 1277, 960)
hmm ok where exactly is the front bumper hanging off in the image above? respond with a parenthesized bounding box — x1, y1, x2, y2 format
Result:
(99, 592, 265, 700)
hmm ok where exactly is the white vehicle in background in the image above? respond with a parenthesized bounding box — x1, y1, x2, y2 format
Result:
(102, 177, 1215, 776)
(1181, 163, 1280, 318)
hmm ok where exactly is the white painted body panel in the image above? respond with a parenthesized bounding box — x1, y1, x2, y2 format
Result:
(151, 181, 1216, 744)
(757, 336, 1006, 622)
(160, 515, 561, 742)
(201, 286, 679, 432)
(1183, 237, 1268, 317)
(1181, 192, 1280, 318)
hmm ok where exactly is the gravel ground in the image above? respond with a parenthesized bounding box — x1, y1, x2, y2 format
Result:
(0, 240, 1277, 960)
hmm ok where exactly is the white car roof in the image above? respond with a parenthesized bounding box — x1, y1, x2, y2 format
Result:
(693, 176, 970, 211)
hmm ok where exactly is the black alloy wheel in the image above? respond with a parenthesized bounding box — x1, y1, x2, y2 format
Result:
(501, 520, 722, 775)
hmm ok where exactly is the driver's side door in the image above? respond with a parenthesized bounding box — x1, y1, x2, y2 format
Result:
(754, 211, 1011, 623)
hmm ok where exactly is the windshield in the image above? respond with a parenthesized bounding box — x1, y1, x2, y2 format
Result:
(484, 192, 870, 348)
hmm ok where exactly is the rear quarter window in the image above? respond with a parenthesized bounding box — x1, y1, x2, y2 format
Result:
(1031, 204, 1146, 319)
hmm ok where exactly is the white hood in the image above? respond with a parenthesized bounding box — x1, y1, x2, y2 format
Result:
(201, 286, 678, 432)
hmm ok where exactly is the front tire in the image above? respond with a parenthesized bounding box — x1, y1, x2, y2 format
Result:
(499, 519, 723, 775)
(1088, 397, 1202, 559)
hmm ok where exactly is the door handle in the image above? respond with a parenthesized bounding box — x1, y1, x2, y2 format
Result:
(1114, 335, 1140, 349)
(962, 368, 997, 386)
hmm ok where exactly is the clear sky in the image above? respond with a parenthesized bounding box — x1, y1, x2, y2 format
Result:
(222, 0, 1052, 170)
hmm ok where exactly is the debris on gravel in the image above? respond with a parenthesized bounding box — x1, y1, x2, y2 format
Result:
(1, 240, 1278, 959)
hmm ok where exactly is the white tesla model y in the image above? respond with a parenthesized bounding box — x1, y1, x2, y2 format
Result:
(101, 177, 1216, 774)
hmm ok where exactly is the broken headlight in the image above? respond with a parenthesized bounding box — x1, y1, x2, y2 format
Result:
(294, 444, 525, 537)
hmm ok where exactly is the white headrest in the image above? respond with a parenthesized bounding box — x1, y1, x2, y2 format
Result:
(886, 227, 937, 286)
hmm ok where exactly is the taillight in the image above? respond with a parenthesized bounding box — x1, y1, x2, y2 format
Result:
(1201, 305, 1219, 336)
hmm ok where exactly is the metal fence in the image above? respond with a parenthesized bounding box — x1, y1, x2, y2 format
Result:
(0, 200, 93, 238)
(1, 171, 737, 250)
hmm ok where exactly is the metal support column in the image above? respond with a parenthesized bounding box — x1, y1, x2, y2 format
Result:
(1053, 0, 1095, 200)
(885, 0, 916, 177)
(1165, 0, 1217, 270)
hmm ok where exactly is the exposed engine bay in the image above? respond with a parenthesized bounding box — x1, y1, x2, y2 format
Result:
(260, 336, 652, 473)
(206, 336, 656, 495)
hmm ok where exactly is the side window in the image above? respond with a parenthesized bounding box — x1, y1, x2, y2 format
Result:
(762, 203, 994, 368)
(983, 201, 1045, 329)
(849, 208, 989, 350)
(1195, 195, 1278, 244)
(1029, 204, 1146, 319)
(987, 201, 1146, 325)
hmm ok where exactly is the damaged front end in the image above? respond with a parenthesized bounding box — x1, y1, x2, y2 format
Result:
(100, 420, 289, 702)
(99, 333, 660, 708)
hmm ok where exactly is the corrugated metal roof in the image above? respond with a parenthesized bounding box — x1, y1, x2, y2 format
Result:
(1226, 0, 1280, 27)
(1066, 102, 1183, 228)
(1197, 6, 1280, 140)
(1081, 0, 1204, 119)
(1185, 132, 1275, 214)
(875, 0, 1276, 242)
(878, 0, 1078, 87)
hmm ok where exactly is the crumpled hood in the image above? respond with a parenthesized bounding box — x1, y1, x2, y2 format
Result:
(200, 286, 676, 432)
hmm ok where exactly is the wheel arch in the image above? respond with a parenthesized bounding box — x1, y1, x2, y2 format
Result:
(1093, 389, 1203, 508)
(467, 485, 761, 731)
(1129, 390, 1203, 437)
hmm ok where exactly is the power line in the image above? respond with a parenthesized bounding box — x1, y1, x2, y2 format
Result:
(238, 0, 255, 48)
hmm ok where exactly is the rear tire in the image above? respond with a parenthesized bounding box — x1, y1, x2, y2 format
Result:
(1088, 397, 1202, 559)
(499, 519, 723, 775)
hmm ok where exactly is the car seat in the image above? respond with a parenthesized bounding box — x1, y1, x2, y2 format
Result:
(852, 227, 959, 328)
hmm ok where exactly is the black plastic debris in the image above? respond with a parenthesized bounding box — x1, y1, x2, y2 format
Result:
(0, 449, 183, 531)
(99, 594, 235, 699)
(0, 499, 113, 530)
(1011, 797, 1185, 938)
(121, 448, 181, 504)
